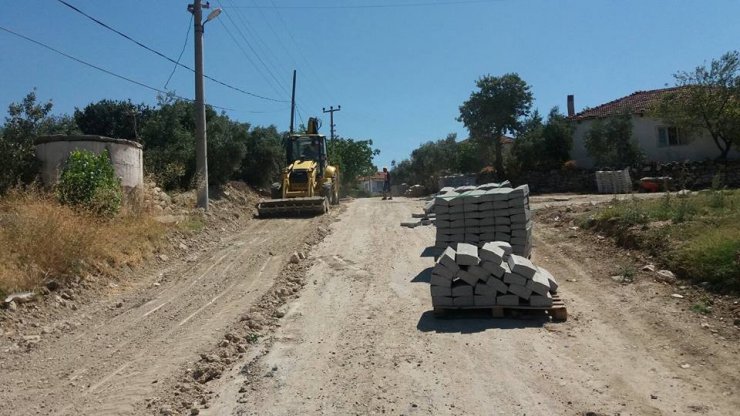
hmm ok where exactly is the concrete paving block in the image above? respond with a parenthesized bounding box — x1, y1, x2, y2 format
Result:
(493, 225, 511, 234)
(430, 273, 453, 287)
(510, 237, 527, 246)
(451, 219, 466, 228)
(479, 242, 505, 263)
(451, 281, 474, 297)
(497, 294, 520, 306)
(503, 272, 527, 286)
(494, 216, 511, 225)
(474, 295, 496, 306)
(511, 228, 531, 238)
(479, 217, 496, 227)
(430, 285, 453, 297)
(508, 283, 532, 300)
(432, 263, 456, 279)
(508, 184, 530, 199)
(526, 271, 551, 296)
(537, 266, 559, 293)
(464, 218, 481, 227)
(507, 254, 537, 279)
(437, 247, 459, 270)
(434, 241, 449, 249)
(507, 206, 527, 216)
(484, 188, 511, 201)
(435, 213, 452, 221)
(434, 204, 450, 214)
(529, 292, 553, 307)
(487, 277, 509, 294)
(480, 233, 496, 242)
(468, 264, 490, 281)
(449, 204, 465, 214)
(510, 211, 531, 224)
(455, 243, 480, 266)
(432, 296, 454, 307)
(474, 283, 496, 296)
(449, 211, 467, 220)
(481, 260, 505, 278)
(494, 232, 511, 241)
(478, 201, 494, 211)
(453, 296, 475, 307)
(492, 201, 510, 210)
(434, 195, 455, 207)
(457, 269, 480, 286)
(435, 220, 451, 228)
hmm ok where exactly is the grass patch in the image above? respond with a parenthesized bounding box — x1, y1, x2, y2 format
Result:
(582, 190, 740, 293)
(0, 189, 166, 294)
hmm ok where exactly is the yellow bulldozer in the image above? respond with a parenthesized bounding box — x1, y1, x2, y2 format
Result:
(257, 117, 340, 217)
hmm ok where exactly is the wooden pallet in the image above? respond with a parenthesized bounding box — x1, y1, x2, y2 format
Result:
(433, 294, 567, 322)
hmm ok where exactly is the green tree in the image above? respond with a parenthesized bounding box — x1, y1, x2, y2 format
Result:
(206, 112, 249, 186)
(510, 107, 573, 173)
(74, 99, 152, 140)
(584, 113, 643, 168)
(0, 90, 53, 192)
(654, 50, 740, 159)
(327, 137, 379, 191)
(140, 100, 195, 189)
(458, 73, 533, 178)
(239, 125, 285, 188)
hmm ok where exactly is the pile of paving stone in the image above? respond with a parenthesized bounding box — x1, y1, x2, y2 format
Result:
(433, 183, 532, 257)
(430, 242, 558, 308)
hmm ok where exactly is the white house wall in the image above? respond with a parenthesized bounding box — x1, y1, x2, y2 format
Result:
(571, 116, 740, 168)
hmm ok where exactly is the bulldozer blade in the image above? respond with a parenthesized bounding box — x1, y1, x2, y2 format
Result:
(257, 197, 329, 217)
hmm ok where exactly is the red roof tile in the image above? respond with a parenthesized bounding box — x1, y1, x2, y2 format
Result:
(571, 87, 685, 121)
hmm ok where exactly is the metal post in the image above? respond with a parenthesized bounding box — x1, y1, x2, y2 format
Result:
(322, 105, 341, 140)
(193, 0, 208, 210)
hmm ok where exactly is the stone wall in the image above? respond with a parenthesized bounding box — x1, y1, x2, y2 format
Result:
(506, 160, 740, 194)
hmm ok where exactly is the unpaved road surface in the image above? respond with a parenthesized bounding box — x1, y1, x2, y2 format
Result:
(2, 197, 738, 415)
(209, 198, 739, 416)
(0, 213, 332, 415)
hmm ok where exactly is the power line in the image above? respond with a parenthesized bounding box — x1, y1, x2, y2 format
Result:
(164, 13, 193, 89)
(54, 0, 287, 103)
(0, 25, 236, 111)
(225, 0, 500, 9)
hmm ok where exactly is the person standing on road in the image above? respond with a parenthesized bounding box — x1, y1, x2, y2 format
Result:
(382, 167, 392, 200)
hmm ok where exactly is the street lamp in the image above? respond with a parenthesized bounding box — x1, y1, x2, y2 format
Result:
(188, 0, 221, 210)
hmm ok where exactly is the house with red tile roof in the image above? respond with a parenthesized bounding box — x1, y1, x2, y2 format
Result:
(359, 172, 387, 195)
(567, 88, 740, 168)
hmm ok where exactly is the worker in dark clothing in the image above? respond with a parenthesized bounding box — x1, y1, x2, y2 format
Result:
(382, 167, 392, 200)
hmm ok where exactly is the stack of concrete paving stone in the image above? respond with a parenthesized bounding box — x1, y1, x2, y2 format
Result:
(430, 242, 558, 308)
(596, 169, 632, 194)
(433, 183, 532, 257)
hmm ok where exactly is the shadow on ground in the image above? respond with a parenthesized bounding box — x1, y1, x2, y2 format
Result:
(411, 267, 433, 283)
(416, 310, 550, 333)
(420, 246, 441, 258)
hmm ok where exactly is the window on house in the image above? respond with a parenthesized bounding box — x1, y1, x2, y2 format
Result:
(657, 127, 685, 147)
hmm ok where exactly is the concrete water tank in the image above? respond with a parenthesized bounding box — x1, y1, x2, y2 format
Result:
(35, 135, 144, 189)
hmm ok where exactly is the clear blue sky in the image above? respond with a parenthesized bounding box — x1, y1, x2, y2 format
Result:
(1, 0, 739, 169)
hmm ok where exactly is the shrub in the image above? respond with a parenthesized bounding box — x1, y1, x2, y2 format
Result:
(57, 149, 122, 216)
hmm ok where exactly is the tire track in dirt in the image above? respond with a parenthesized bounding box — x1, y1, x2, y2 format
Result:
(0, 215, 326, 415)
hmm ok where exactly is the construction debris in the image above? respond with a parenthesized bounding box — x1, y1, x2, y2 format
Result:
(433, 183, 532, 258)
(430, 243, 558, 309)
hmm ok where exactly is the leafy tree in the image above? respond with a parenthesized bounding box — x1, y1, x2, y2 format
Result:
(140, 100, 195, 189)
(74, 99, 152, 140)
(239, 125, 284, 188)
(584, 113, 643, 168)
(458, 73, 533, 178)
(510, 107, 573, 173)
(327, 137, 379, 191)
(0, 90, 54, 192)
(206, 112, 249, 186)
(654, 50, 740, 159)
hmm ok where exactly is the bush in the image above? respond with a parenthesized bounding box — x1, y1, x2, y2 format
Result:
(57, 149, 122, 216)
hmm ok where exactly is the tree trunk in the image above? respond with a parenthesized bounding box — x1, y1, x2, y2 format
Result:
(712, 134, 732, 160)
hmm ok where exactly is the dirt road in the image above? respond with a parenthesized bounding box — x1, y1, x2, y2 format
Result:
(0, 213, 332, 415)
(1, 197, 738, 415)
(208, 198, 739, 416)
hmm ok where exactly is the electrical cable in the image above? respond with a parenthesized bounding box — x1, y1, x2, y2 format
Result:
(54, 0, 287, 102)
(0, 25, 237, 111)
(225, 0, 500, 9)
(164, 13, 193, 89)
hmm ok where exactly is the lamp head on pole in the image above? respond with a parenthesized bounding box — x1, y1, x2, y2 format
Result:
(205, 8, 222, 23)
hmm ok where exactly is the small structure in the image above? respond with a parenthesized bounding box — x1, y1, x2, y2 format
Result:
(35, 135, 144, 189)
(359, 172, 386, 195)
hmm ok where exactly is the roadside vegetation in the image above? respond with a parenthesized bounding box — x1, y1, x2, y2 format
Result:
(580, 187, 739, 292)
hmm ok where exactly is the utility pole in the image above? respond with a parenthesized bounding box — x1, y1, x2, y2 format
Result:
(190, 0, 208, 210)
(322, 105, 341, 140)
(289, 70, 296, 134)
